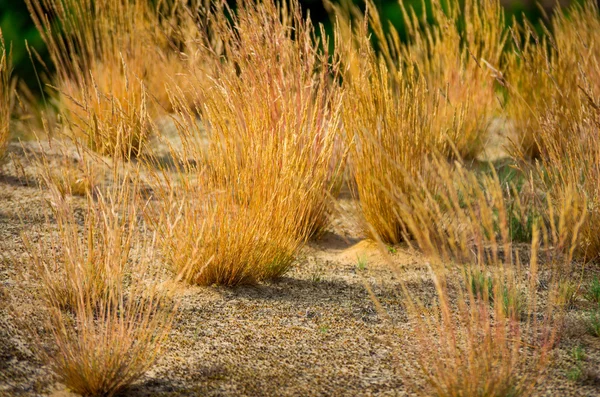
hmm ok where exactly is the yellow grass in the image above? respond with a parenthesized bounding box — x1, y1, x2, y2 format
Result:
(8, 0, 600, 394)
(27, 168, 139, 310)
(332, 0, 505, 244)
(26, 0, 194, 157)
(372, 157, 582, 396)
(146, 0, 345, 286)
(333, 10, 447, 244)
(505, 0, 600, 159)
(25, 169, 176, 396)
(505, 0, 600, 260)
(396, 0, 507, 159)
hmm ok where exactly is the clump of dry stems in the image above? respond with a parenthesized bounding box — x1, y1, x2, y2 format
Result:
(26, 0, 196, 157)
(505, 0, 600, 260)
(397, 0, 507, 159)
(505, 0, 600, 159)
(10, 0, 600, 394)
(377, 158, 583, 396)
(147, 0, 345, 286)
(333, 0, 505, 244)
(25, 170, 175, 396)
(333, 6, 449, 244)
(0, 28, 12, 159)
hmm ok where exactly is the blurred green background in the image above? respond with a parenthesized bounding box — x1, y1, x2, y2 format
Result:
(0, 0, 563, 98)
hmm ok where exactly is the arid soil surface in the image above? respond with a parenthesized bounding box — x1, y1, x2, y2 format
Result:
(1, 141, 600, 396)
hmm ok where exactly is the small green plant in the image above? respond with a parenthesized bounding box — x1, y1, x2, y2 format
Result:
(387, 246, 397, 254)
(500, 284, 527, 319)
(567, 346, 586, 382)
(556, 279, 580, 310)
(310, 267, 324, 283)
(356, 255, 368, 271)
(587, 305, 600, 337)
(466, 269, 526, 318)
(586, 277, 600, 304)
(489, 165, 538, 244)
(507, 201, 538, 244)
(466, 269, 494, 301)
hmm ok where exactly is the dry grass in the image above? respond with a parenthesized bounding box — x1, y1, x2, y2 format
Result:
(535, 97, 600, 261)
(395, 0, 507, 159)
(24, 168, 176, 396)
(504, 0, 600, 260)
(0, 28, 12, 160)
(533, 1, 600, 261)
(4, 0, 600, 395)
(197, 0, 345, 207)
(334, 8, 450, 244)
(333, 0, 505, 244)
(149, 179, 315, 286)
(505, 0, 600, 159)
(25, 0, 193, 157)
(26, 167, 139, 310)
(146, 0, 345, 286)
(371, 157, 583, 396)
(402, 267, 553, 397)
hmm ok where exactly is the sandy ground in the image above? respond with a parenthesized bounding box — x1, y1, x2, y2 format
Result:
(1, 141, 600, 397)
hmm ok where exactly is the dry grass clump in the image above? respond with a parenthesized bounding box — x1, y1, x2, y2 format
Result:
(373, 158, 583, 396)
(403, 266, 553, 397)
(148, 0, 344, 286)
(25, 172, 175, 396)
(504, 0, 600, 260)
(197, 0, 345, 212)
(152, 178, 317, 286)
(26, 0, 190, 157)
(0, 29, 12, 160)
(535, 97, 600, 261)
(505, 0, 600, 159)
(534, 2, 600, 261)
(27, 170, 140, 310)
(333, 0, 505, 244)
(334, 11, 452, 244)
(396, 0, 507, 159)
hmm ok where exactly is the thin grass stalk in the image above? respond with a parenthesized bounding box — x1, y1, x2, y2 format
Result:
(0, 29, 12, 159)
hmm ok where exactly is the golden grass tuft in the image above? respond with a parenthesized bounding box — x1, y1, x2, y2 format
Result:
(57, 58, 151, 158)
(333, 0, 505, 244)
(147, 0, 345, 286)
(396, 0, 507, 159)
(26, 0, 192, 157)
(373, 157, 582, 396)
(505, 0, 600, 159)
(25, 170, 175, 396)
(27, 169, 140, 310)
(535, 92, 600, 261)
(333, 8, 448, 244)
(505, 0, 600, 260)
(152, 179, 316, 286)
